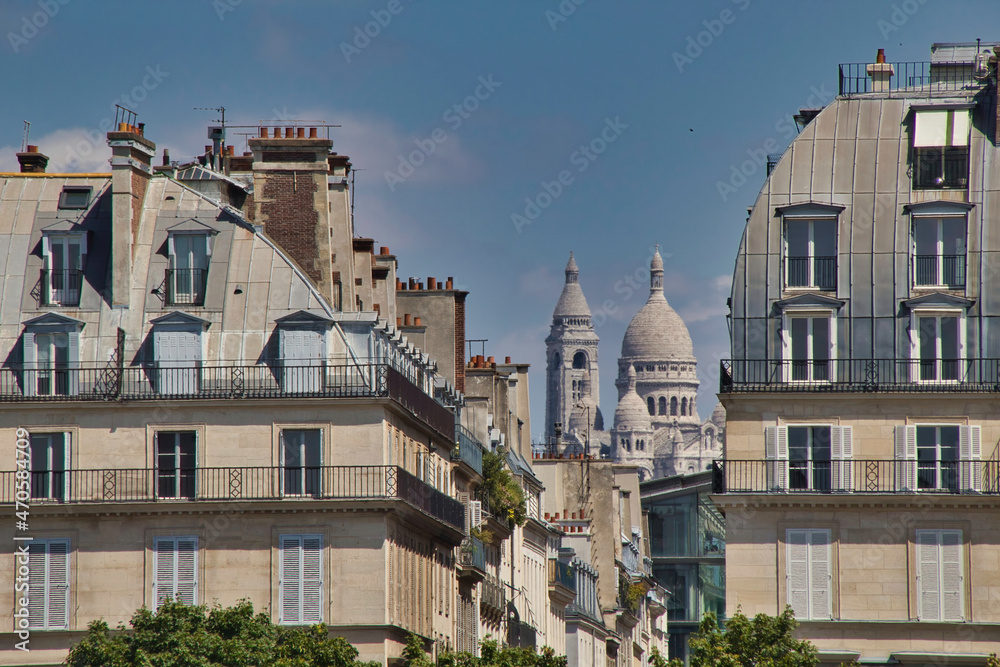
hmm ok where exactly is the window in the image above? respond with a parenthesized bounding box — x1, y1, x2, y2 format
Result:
(156, 431, 196, 499)
(681, 397, 688, 416)
(670, 397, 678, 416)
(913, 110, 970, 189)
(152, 313, 207, 395)
(276, 312, 333, 394)
(279, 534, 323, 624)
(916, 529, 963, 621)
(167, 233, 210, 306)
(22, 314, 83, 397)
(766, 425, 852, 492)
(30, 433, 66, 501)
(282, 429, 322, 496)
(58, 186, 92, 210)
(42, 233, 85, 306)
(658, 397, 666, 415)
(913, 217, 966, 288)
(572, 351, 587, 369)
(153, 536, 198, 610)
(26, 538, 70, 629)
(647, 396, 654, 416)
(785, 218, 837, 289)
(788, 426, 832, 491)
(895, 425, 980, 492)
(784, 314, 833, 382)
(913, 313, 962, 382)
(786, 529, 831, 620)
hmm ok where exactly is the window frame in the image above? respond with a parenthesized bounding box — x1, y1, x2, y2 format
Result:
(29, 432, 68, 501)
(785, 528, 832, 621)
(909, 308, 966, 384)
(166, 232, 212, 306)
(280, 428, 323, 497)
(783, 216, 838, 291)
(278, 534, 324, 625)
(41, 232, 87, 307)
(155, 431, 198, 499)
(911, 215, 967, 289)
(912, 109, 970, 190)
(26, 537, 71, 630)
(781, 308, 837, 383)
(152, 536, 199, 611)
(914, 529, 964, 621)
(57, 186, 92, 210)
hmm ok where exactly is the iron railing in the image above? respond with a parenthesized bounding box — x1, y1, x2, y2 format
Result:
(165, 268, 208, 306)
(3, 464, 464, 530)
(712, 459, 999, 495)
(453, 424, 484, 476)
(914, 147, 970, 189)
(915, 254, 966, 287)
(459, 536, 486, 573)
(481, 575, 507, 614)
(785, 256, 837, 290)
(720, 358, 1000, 393)
(548, 559, 577, 593)
(40, 269, 83, 306)
(838, 61, 988, 97)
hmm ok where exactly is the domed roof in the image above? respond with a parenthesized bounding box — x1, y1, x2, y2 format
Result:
(621, 246, 694, 359)
(553, 252, 592, 319)
(614, 366, 653, 432)
(711, 402, 726, 428)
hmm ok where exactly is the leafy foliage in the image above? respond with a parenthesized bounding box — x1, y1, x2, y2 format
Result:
(407, 635, 566, 667)
(649, 646, 670, 667)
(669, 607, 818, 667)
(65, 599, 380, 667)
(481, 448, 527, 527)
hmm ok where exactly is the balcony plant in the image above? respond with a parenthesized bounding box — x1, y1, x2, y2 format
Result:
(480, 447, 527, 527)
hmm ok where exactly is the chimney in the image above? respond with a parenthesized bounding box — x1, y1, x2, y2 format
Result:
(427, 277, 437, 289)
(16, 145, 48, 173)
(866, 48, 894, 93)
(107, 124, 156, 307)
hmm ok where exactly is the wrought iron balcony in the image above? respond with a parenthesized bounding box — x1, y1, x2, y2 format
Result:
(712, 459, 999, 495)
(915, 254, 966, 287)
(452, 424, 484, 476)
(838, 60, 987, 97)
(548, 559, 577, 595)
(481, 575, 507, 618)
(720, 358, 1000, 393)
(3, 465, 464, 530)
(40, 269, 83, 306)
(458, 536, 486, 581)
(785, 256, 836, 290)
(165, 268, 208, 306)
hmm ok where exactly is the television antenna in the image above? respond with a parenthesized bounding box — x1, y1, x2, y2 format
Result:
(21, 121, 29, 152)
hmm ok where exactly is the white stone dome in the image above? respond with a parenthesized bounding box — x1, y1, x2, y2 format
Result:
(614, 367, 652, 432)
(621, 247, 694, 359)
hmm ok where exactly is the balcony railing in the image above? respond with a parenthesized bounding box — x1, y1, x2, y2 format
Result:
(548, 559, 577, 593)
(165, 268, 208, 306)
(720, 358, 1000, 393)
(2, 465, 464, 530)
(712, 459, 998, 495)
(41, 269, 83, 306)
(838, 61, 987, 97)
(459, 536, 486, 572)
(453, 424, 484, 476)
(915, 254, 966, 287)
(785, 256, 836, 290)
(481, 575, 507, 615)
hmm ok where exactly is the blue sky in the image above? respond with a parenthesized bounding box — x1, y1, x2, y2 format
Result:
(2, 0, 998, 441)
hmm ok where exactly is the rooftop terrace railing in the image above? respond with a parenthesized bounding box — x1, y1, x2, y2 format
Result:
(720, 358, 1000, 394)
(3, 464, 464, 530)
(838, 61, 989, 97)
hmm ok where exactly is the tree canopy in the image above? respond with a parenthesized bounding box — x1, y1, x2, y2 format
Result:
(669, 607, 818, 667)
(404, 634, 566, 667)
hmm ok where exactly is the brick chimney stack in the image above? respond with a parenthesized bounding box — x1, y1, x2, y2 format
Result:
(107, 122, 155, 307)
(16, 145, 48, 173)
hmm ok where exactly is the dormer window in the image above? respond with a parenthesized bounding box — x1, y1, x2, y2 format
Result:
(166, 232, 211, 306)
(913, 109, 970, 189)
(275, 311, 333, 394)
(784, 218, 837, 290)
(57, 186, 92, 210)
(913, 216, 966, 288)
(21, 313, 84, 397)
(41, 233, 86, 307)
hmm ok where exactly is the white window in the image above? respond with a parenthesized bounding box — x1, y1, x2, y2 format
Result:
(913, 217, 966, 288)
(280, 329, 325, 393)
(156, 431, 196, 499)
(786, 529, 831, 620)
(910, 311, 964, 382)
(916, 529, 963, 621)
(913, 110, 970, 189)
(30, 432, 67, 501)
(26, 538, 70, 629)
(784, 218, 837, 290)
(895, 425, 980, 493)
(153, 536, 198, 610)
(42, 233, 85, 307)
(152, 315, 206, 395)
(783, 313, 835, 382)
(22, 316, 82, 397)
(281, 429, 322, 496)
(766, 425, 852, 492)
(279, 534, 324, 624)
(167, 233, 210, 306)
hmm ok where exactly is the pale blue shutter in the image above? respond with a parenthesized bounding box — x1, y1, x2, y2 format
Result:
(301, 536, 323, 623)
(22, 332, 36, 397)
(280, 535, 302, 623)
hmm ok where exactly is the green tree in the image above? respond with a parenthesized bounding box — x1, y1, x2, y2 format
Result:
(672, 607, 818, 667)
(481, 448, 527, 527)
(65, 599, 380, 667)
(406, 634, 566, 667)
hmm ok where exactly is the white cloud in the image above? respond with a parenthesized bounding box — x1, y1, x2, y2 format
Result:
(0, 128, 111, 173)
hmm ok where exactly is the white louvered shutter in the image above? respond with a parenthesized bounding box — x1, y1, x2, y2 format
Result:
(23, 332, 36, 397)
(175, 538, 197, 605)
(917, 530, 941, 620)
(280, 535, 302, 623)
(47, 539, 70, 629)
(153, 538, 175, 610)
(280, 535, 323, 624)
(786, 530, 810, 618)
(959, 426, 982, 493)
(839, 426, 853, 492)
(940, 530, 964, 621)
(809, 531, 832, 619)
(831, 426, 843, 491)
(470, 500, 483, 529)
(894, 426, 917, 491)
(154, 537, 197, 610)
(26, 542, 46, 628)
(302, 536, 323, 623)
(765, 426, 789, 492)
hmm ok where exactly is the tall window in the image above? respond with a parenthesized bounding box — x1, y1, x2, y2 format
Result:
(916, 425, 959, 491)
(914, 313, 961, 382)
(30, 432, 66, 501)
(913, 217, 966, 287)
(42, 234, 84, 306)
(658, 396, 666, 416)
(152, 536, 198, 610)
(786, 529, 831, 620)
(785, 218, 837, 289)
(282, 429, 322, 496)
(913, 110, 969, 189)
(784, 314, 833, 382)
(35, 333, 71, 396)
(156, 431, 196, 499)
(916, 530, 963, 621)
(26, 538, 70, 629)
(788, 426, 831, 491)
(167, 234, 209, 306)
(279, 535, 323, 624)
